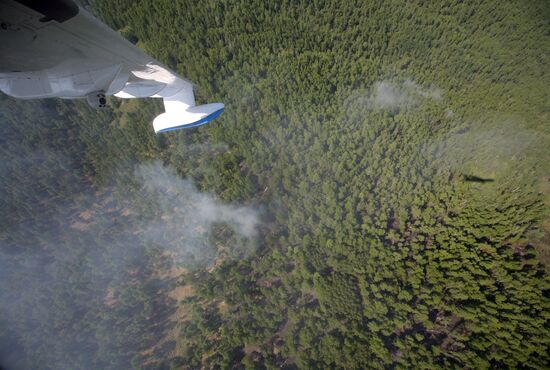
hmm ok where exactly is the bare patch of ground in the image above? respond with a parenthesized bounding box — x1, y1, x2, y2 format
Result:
(104, 287, 117, 308)
(243, 344, 261, 355)
(218, 300, 229, 316)
(79, 210, 93, 220)
(169, 284, 193, 302)
(70, 221, 95, 231)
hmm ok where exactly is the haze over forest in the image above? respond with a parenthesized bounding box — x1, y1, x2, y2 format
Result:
(1, 0, 549, 369)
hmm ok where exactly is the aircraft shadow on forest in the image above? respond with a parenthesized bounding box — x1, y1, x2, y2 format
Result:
(463, 175, 495, 183)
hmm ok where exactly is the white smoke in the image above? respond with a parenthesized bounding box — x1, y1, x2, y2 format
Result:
(0, 157, 260, 370)
(427, 119, 542, 178)
(134, 161, 260, 263)
(366, 79, 442, 110)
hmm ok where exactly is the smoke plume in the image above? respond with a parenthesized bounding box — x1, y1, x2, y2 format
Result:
(0, 154, 259, 370)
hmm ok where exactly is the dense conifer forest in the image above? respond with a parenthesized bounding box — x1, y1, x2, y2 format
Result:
(1, 0, 549, 369)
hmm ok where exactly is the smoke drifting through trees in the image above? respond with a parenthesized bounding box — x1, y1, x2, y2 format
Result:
(423, 118, 546, 199)
(347, 79, 443, 112)
(0, 155, 259, 369)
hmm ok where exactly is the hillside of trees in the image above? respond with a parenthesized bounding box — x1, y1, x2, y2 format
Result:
(1, 0, 549, 369)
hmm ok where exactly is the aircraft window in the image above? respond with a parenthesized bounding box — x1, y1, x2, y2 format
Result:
(15, 0, 79, 23)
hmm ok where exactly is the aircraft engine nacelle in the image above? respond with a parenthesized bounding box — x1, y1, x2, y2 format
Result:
(86, 91, 107, 109)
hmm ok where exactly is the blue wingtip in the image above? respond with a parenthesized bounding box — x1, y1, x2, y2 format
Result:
(157, 107, 225, 133)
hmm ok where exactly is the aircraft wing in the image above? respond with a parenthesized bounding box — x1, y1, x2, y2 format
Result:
(0, 0, 224, 133)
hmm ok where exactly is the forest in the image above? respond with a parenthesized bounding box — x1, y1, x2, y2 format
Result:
(0, 0, 549, 369)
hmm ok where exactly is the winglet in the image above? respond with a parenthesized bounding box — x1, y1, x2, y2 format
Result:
(113, 64, 224, 132)
(153, 102, 224, 133)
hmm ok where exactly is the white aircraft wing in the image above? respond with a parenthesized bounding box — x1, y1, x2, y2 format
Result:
(0, 0, 224, 133)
